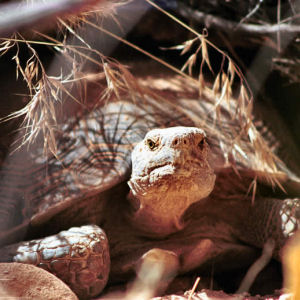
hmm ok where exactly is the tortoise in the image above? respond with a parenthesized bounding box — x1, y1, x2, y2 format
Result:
(0, 78, 299, 299)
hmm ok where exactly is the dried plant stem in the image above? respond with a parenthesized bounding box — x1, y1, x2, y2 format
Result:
(145, 0, 252, 98)
(78, 17, 193, 83)
(0, 37, 62, 47)
(187, 277, 200, 300)
(237, 239, 275, 294)
(0, 0, 285, 188)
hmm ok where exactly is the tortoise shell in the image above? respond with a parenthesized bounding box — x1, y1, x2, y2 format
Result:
(0, 75, 299, 298)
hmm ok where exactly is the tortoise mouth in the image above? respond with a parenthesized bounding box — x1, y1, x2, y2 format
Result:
(146, 160, 209, 179)
(147, 162, 174, 174)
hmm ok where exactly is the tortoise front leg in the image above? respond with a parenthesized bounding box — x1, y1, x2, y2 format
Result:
(241, 197, 300, 259)
(126, 248, 179, 299)
(0, 225, 110, 299)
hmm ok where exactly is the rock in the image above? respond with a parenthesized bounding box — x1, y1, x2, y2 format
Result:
(0, 262, 78, 300)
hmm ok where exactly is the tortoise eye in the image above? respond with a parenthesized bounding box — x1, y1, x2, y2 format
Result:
(147, 139, 156, 150)
(198, 138, 205, 150)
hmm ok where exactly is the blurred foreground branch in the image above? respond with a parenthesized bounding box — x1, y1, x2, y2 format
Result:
(0, 0, 101, 37)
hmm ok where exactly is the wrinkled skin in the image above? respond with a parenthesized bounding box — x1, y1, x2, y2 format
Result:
(128, 127, 216, 236)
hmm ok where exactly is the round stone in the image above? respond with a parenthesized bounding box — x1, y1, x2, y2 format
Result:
(0, 262, 77, 299)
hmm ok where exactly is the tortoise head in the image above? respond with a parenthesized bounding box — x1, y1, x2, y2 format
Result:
(128, 126, 216, 236)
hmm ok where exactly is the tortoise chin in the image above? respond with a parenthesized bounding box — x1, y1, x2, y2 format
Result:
(127, 167, 216, 237)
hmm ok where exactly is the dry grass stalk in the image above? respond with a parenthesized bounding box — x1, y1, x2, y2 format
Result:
(0, 0, 288, 192)
(0, 2, 297, 300)
(144, 0, 285, 188)
(0, 2, 146, 154)
(187, 277, 200, 300)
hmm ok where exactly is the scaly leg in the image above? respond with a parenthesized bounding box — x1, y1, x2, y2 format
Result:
(242, 197, 300, 259)
(0, 225, 110, 299)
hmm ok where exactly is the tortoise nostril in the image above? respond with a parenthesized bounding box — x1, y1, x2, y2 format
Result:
(173, 138, 189, 147)
(198, 138, 205, 150)
(172, 138, 190, 147)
